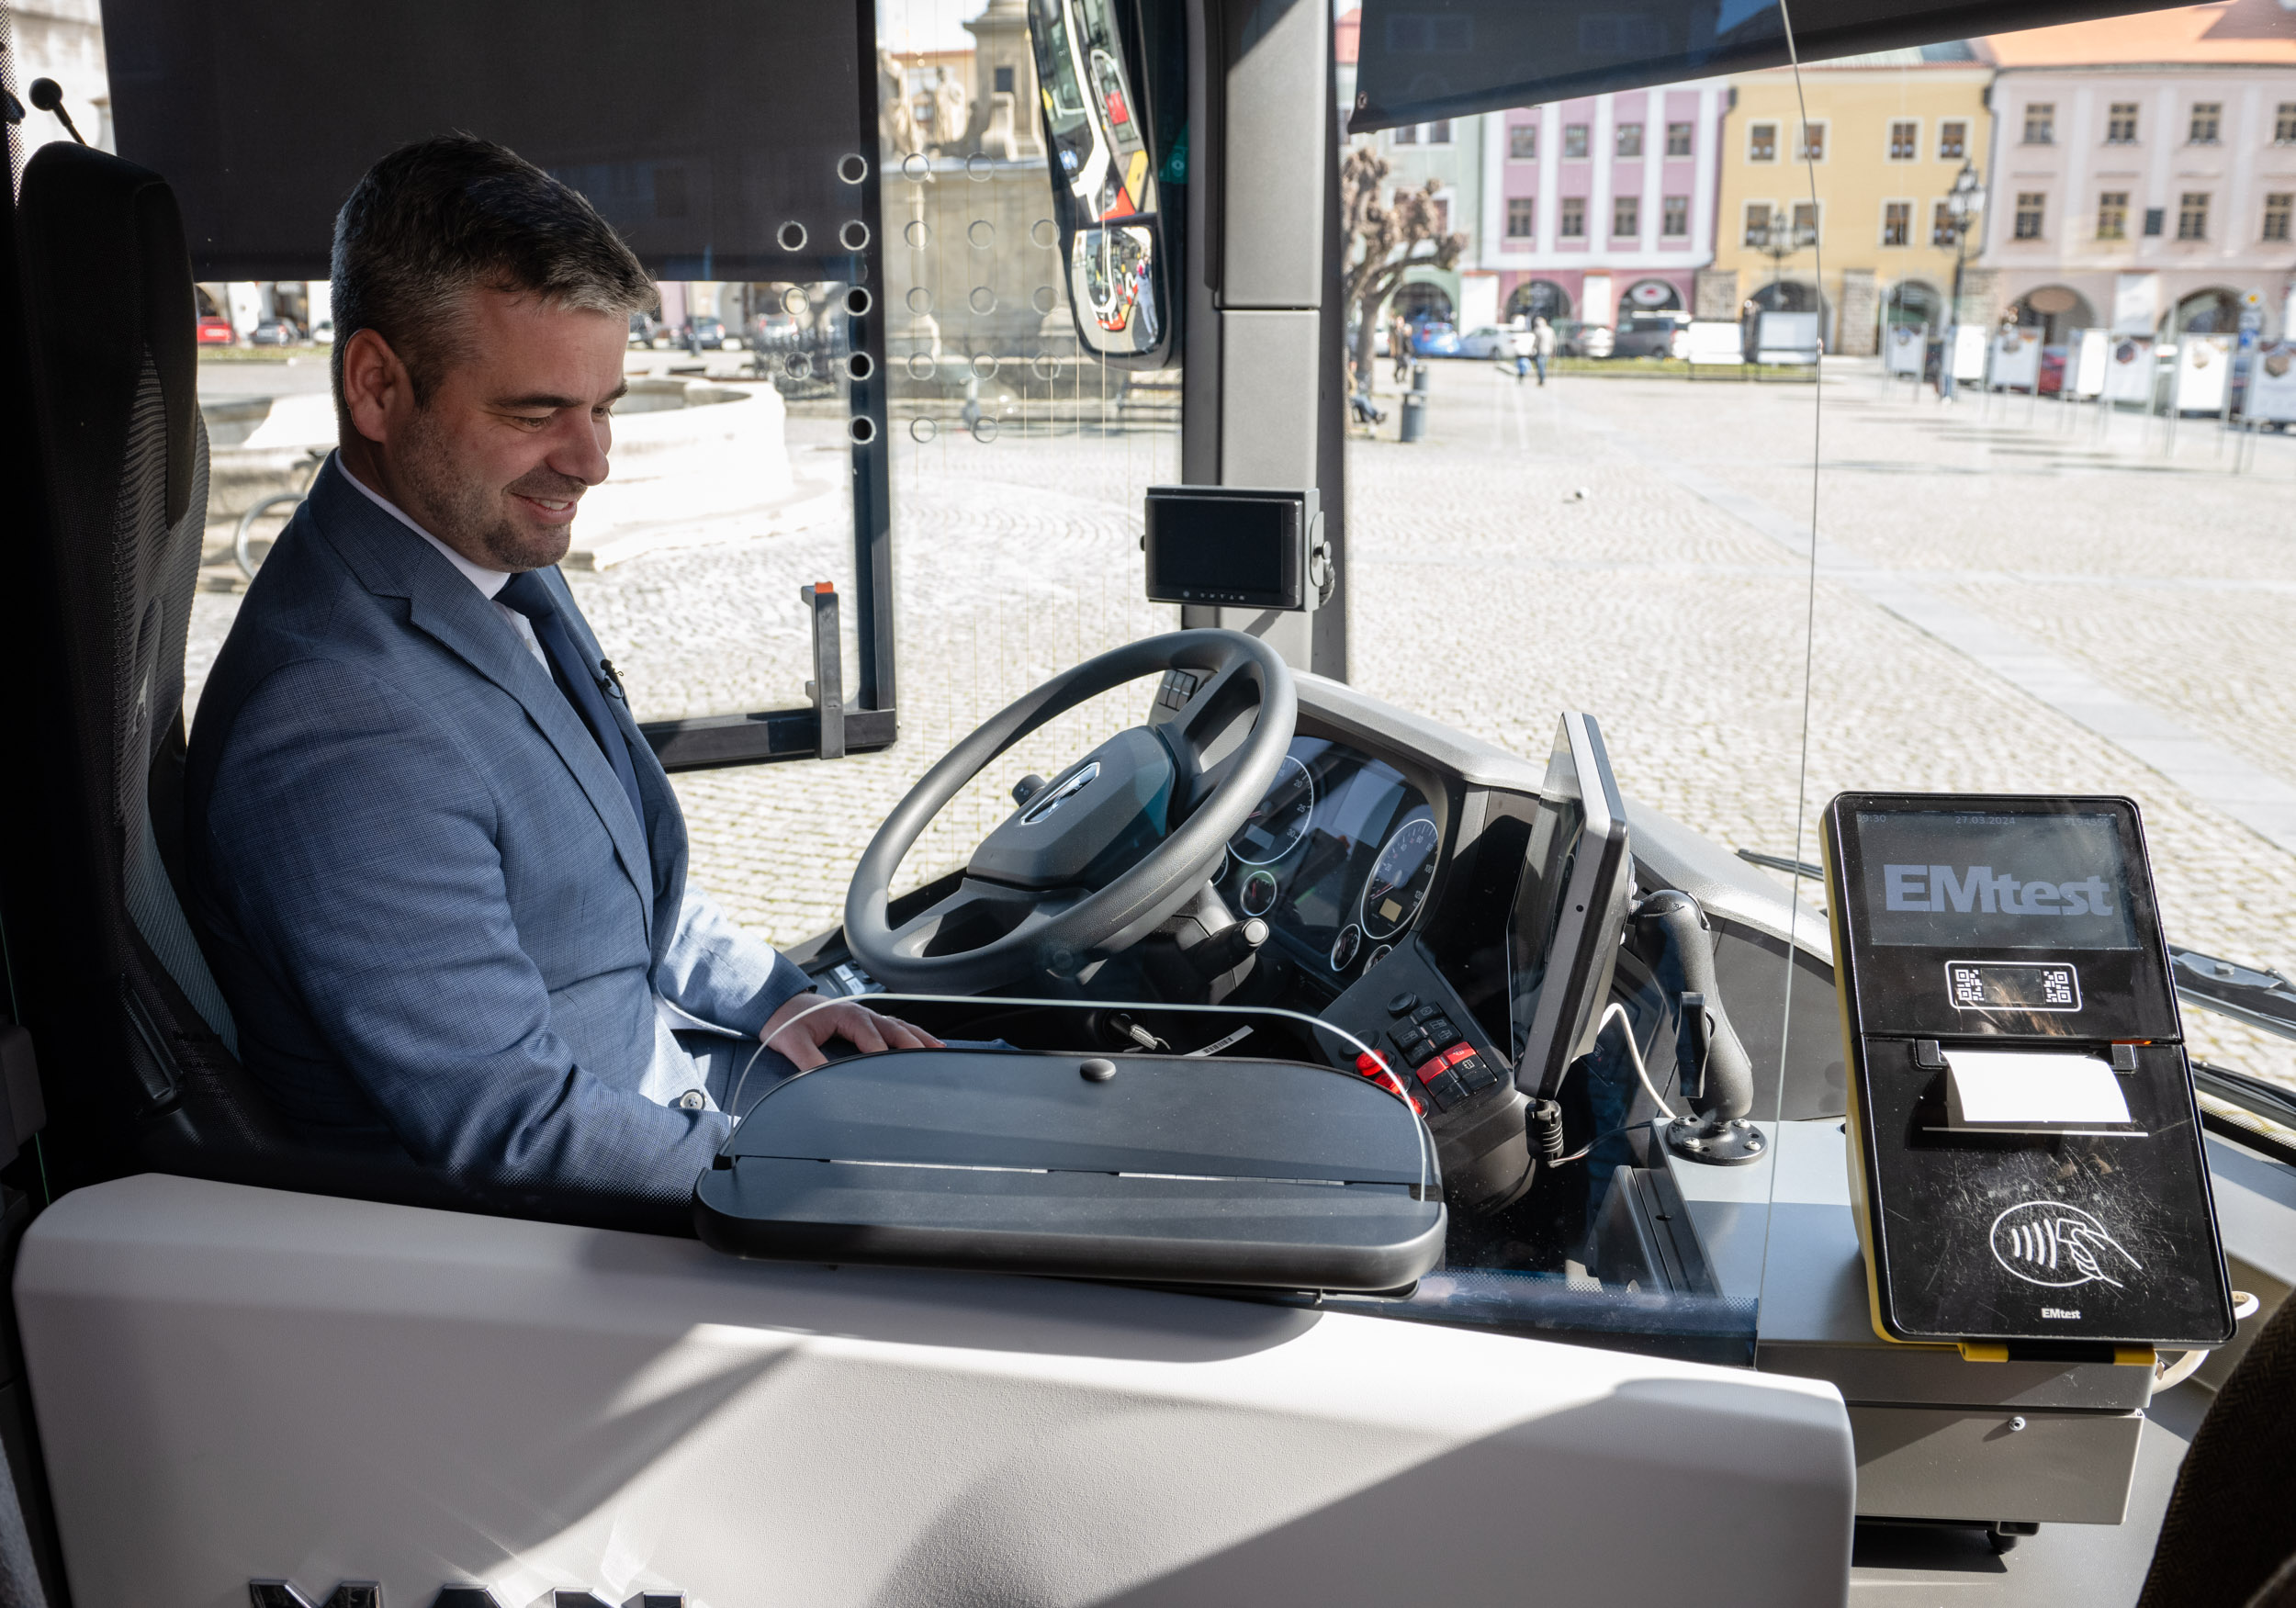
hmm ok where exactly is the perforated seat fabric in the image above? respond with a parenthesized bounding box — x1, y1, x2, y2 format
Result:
(16, 143, 685, 1236)
(2137, 1291, 2296, 1608)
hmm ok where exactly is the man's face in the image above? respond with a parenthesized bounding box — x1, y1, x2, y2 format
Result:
(355, 288, 628, 572)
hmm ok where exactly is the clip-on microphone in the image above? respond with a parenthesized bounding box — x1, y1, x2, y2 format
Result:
(27, 79, 88, 146)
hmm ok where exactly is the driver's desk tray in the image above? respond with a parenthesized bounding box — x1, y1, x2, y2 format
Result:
(695, 1049, 1446, 1292)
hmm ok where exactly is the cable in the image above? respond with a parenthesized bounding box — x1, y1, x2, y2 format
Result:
(725, 994, 865, 1129)
(1596, 1001, 1678, 1122)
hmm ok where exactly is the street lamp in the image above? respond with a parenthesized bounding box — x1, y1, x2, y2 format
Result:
(1751, 210, 1819, 298)
(1941, 159, 1986, 399)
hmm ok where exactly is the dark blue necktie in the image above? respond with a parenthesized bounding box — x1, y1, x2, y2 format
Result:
(497, 569, 647, 850)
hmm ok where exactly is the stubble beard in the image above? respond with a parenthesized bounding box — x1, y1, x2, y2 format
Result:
(399, 404, 581, 573)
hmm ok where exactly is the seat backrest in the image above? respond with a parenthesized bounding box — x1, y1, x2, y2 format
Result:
(13, 142, 300, 1158)
(2137, 1291, 2296, 1607)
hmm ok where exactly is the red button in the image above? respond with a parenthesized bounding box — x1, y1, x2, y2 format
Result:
(1443, 1042, 1474, 1067)
(1355, 1051, 1391, 1078)
(1413, 1058, 1448, 1086)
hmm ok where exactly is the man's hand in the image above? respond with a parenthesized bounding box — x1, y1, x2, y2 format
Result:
(760, 992, 944, 1072)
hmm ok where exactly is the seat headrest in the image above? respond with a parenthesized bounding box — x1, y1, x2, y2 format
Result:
(19, 141, 198, 528)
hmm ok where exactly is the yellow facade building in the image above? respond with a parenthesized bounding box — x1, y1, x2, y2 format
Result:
(1707, 51, 1995, 354)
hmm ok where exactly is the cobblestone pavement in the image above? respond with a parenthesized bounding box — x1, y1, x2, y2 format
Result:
(183, 355, 2296, 1091)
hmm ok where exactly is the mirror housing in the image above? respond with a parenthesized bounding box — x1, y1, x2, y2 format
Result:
(1027, 0, 1178, 368)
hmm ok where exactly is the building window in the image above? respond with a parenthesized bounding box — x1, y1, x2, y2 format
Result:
(2097, 191, 2128, 239)
(1791, 199, 1820, 242)
(1662, 194, 1689, 236)
(2014, 191, 2045, 239)
(1797, 121, 1827, 162)
(2106, 102, 2139, 143)
(1510, 122, 1537, 160)
(2279, 103, 2296, 144)
(1881, 200, 1910, 245)
(1559, 196, 1586, 237)
(994, 64, 1015, 94)
(1614, 196, 1639, 237)
(1507, 196, 1536, 238)
(2265, 192, 2292, 242)
(1888, 120, 1918, 161)
(2023, 104, 2054, 144)
(1426, 119, 1454, 144)
(1666, 121, 1693, 156)
(1563, 123, 1589, 158)
(1615, 121, 1643, 157)
(1743, 200, 1772, 245)
(1939, 119, 1966, 160)
(2144, 207, 2166, 236)
(2189, 103, 2221, 144)
(1391, 124, 1419, 145)
(2178, 190, 2210, 239)
(1931, 199, 1957, 245)
(1748, 121, 1777, 162)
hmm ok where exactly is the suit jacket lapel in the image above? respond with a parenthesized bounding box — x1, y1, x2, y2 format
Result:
(308, 459, 657, 935)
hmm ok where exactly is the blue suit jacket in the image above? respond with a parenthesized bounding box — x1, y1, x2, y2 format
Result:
(185, 457, 812, 1204)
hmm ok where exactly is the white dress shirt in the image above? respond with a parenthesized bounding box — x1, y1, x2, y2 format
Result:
(338, 456, 548, 671)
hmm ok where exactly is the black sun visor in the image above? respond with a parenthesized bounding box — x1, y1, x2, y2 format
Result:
(1347, 0, 2196, 132)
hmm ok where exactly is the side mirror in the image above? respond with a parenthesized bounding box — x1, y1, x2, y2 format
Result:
(1027, 0, 1176, 368)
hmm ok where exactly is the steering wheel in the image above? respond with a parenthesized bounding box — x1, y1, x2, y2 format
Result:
(844, 629, 1297, 994)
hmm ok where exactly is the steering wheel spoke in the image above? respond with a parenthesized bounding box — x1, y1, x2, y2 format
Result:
(845, 630, 1297, 993)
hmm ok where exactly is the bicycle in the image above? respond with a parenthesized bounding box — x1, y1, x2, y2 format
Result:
(232, 447, 325, 579)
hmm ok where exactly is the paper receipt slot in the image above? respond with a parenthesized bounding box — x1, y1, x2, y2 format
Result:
(1822, 794, 2233, 1353)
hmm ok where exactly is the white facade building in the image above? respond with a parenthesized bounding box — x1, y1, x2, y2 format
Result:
(1979, 9, 2296, 339)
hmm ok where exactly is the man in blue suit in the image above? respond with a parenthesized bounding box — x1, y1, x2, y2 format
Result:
(186, 135, 937, 1205)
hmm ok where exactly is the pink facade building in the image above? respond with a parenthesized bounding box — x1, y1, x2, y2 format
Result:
(1479, 84, 1728, 325)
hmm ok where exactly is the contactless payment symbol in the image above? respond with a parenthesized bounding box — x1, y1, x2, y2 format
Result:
(1989, 1200, 2141, 1290)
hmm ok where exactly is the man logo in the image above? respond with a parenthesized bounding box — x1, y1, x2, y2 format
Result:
(1989, 1199, 2142, 1290)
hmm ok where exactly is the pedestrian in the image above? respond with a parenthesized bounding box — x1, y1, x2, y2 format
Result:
(1512, 320, 1531, 382)
(1532, 315, 1555, 387)
(1390, 312, 1412, 384)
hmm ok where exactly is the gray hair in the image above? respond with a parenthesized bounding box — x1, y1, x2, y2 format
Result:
(329, 133, 655, 426)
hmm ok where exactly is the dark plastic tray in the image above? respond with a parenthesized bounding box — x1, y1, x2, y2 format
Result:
(694, 1049, 1445, 1290)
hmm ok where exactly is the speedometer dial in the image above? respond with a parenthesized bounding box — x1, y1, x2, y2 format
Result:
(1360, 815, 1438, 941)
(1229, 753, 1314, 865)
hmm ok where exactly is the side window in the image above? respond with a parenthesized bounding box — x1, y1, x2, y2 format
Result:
(1665, 120, 1693, 156)
(1887, 119, 1917, 161)
(1563, 122, 1590, 159)
(1509, 122, 1537, 160)
(1938, 119, 1966, 159)
(1748, 121, 1777, 162)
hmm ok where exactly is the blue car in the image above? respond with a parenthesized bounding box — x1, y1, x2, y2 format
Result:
(1409, 320, 1461, 357)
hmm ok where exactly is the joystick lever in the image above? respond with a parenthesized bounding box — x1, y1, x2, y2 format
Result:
(1633, 889, 1764, 1165)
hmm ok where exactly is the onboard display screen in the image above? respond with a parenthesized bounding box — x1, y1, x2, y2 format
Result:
(1857, 809, 2140, 951)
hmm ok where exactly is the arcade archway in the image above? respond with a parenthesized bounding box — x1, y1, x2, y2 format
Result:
(1505, 278, 1572, 322)
(2014, 284, 2096, 345)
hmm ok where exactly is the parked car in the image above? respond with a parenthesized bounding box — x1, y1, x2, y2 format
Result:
(1408, 320, 1461, 357)
(1552, 320, 1613, 359)
(628, 312, 660, 348)
(309, 317, 333, 343)
(248, 319, 301, 347)
(685, 317, 739, 352)
(1458, 323, 1533, 360)
(196, 315, 235, 346)
(1611, 310, 1691, 360)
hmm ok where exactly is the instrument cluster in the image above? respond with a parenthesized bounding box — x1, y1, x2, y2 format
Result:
(1221, 737, 1436, 984)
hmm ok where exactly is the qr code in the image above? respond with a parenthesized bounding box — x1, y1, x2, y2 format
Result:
(1953, 967, 1986, 1006)
(2043, 969, 2074, 1006)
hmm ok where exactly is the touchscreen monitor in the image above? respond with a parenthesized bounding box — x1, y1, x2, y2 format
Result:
(1507, 714, 1632, 1096)
(1142, 486, 1308, 611)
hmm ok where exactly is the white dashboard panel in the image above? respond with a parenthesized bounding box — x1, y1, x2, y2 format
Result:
(18, 1174, 1854, 1606)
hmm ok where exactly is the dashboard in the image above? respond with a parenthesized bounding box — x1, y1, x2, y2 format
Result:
(1217, 737, 1440, 986)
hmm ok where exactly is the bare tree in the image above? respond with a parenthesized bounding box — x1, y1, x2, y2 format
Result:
(1341, 145, 1468, 396)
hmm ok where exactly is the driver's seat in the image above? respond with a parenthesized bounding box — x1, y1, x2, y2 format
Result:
(12, 142, 684, 1234)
